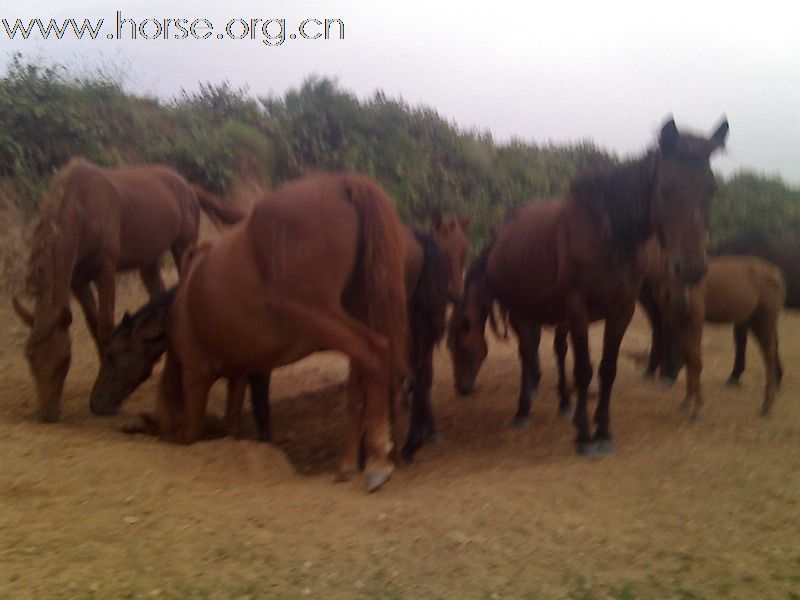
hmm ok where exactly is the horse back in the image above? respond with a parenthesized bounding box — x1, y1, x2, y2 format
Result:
(704, 256, 785, 323)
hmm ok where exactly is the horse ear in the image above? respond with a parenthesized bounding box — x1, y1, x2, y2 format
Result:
(659, 117, 679, 155)
(12, 296, 34, 327)
(710, 118, 729, 151)
(431, 209, 443, 231)
(459, 213, 474, 232)
(58, 307, 72, 329)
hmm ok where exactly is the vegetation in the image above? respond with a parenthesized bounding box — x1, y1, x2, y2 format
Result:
(1, 53, 797, 249)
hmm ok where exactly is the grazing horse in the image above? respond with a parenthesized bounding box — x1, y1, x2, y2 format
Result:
(121, 173, 407, 492)
(642, 251, 785, 418)
(90, 224, 450, 462)
(11, 158, 244, 422)
(447, 118, 728, 456)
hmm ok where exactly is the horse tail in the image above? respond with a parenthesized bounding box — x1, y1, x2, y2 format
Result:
(343, 176, 408, 379)
(191, 185, 246, 226)
(409, 231, 449, 362)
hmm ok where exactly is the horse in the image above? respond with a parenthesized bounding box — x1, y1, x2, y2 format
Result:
(430, 210, 472, 301)
(641, 250, 785, 419)
(103, 172, 407, 492)
(90, 223, 451, 462)
(711, 233, 799, 381)
(447, 117, 729, 456)
(11, 158, 244, 422)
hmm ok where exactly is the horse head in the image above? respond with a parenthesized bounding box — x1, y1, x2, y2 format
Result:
(446, 254, 493, 395)
(89, 289, 175, 415)
(13, 296, 72, 422)
(431, 210, 472, 302)
(651, 116, 729, 285)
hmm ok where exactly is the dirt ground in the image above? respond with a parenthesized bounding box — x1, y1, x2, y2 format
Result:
(1, 277, 799, 600)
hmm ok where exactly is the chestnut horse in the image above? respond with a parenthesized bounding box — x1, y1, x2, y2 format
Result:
(430, 210, 472, 301)
(448, 118, 728, 456)
(130, 173, 407, 492)
(12, 158, 243, 422)
(642, 250, 785, 418)
(90, 224, 450, 462)
(711, 233, 799, 381)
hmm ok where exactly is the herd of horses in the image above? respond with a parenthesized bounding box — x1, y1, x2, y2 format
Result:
(11, 116, 795, 493)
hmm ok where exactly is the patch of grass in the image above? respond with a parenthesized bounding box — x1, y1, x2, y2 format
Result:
(563, 572, 597, 600)
(609, 582, 638, 599)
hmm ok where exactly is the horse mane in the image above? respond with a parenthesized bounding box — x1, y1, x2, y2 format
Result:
(25, 158, 92, 299)
(569, 151, 659, 259)
(121, 286, 177, 329)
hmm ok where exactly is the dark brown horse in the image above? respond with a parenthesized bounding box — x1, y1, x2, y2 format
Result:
(90, 224, 450, 462)
(117, 172, 407, 492)
(642, 249, 785, 418)
(12, 158, 244, 422)
(448, 118, 728, 456)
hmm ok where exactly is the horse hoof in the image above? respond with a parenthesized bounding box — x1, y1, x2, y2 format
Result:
(642, 370, 656, 380)
(400, 445, 415, 464)
(512, 415, 531, 429)
(726, 376, 740, 386)
(427, 432, 442, 444)
(364, 464, 393, 493)
(576, 440, 599, 458)
(690, 415, 702, 424)
(679, 400, 690, 412)
(658, 376, 677, 388)
(121, 416, 147, 434)
(558, 405, 574, 418)
(593, 438, 614, 456)
(334, 471, 351, 484)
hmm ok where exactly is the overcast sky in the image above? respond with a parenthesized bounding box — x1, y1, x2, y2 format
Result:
(3, 0, 798, 183)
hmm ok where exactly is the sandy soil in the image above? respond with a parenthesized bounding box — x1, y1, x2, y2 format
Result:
(1, 279, 799, 599)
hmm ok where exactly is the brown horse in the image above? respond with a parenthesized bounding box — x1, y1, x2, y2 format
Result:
(430, 210, 472, 300)
(642, 250, 785, 419)
(128, 172, 407, 492)
(448, 118, 728, 456)
(711, 233, 799, 381)
(90, 223, 450, 462)
(12, 158, 243, 422)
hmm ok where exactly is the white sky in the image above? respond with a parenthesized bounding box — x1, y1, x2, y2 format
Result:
(3, 0, 799, 183)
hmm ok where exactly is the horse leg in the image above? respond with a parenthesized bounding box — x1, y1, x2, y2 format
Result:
(71, 281, 100, 355)
(554, 323, 572, 416)
(337, 367, 366, 482)
(264, 300, 395, 491)
(727, 323, 748, 385)
(639, 281, 662, 378)
(593, 302, 635, 453)
(95, 264, 117, 353)
(139, 263, 166, 299)
(679, 318, 704, 421)
(174, 367, 214, 444)
(225, 376, 248, 438)
(249, 372, 272, 442)
(566, 295, 593, 455)
(750, 314, 778, 417)
(510, 313, 541, 429)
(775, 335, 783, 386)
(402, 344, 435, 463)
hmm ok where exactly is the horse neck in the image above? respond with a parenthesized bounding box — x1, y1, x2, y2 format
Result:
(579, 152, 658, 259)
(28, 213, 80, 327)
